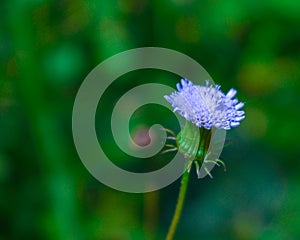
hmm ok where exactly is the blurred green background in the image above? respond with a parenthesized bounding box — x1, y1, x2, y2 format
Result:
(1, 0, 300, 239)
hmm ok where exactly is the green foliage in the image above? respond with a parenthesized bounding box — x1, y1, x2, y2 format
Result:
(1, 0, 300, 239)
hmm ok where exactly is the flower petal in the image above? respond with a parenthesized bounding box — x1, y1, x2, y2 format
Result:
(226, 88, 237, 99)
(165, 79, 245, 130)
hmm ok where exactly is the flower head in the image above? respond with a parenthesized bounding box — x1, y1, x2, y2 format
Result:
(165, 79, 245, 130)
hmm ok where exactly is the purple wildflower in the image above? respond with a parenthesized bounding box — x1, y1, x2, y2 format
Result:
(164, 79, 245, 130)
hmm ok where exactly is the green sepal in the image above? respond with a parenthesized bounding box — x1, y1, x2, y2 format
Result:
(176, 121, 211, 163)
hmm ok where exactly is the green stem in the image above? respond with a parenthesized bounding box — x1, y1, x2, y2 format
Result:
(166, 170, 190, 240)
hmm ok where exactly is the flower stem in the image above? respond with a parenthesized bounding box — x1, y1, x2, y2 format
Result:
(166, 170, 190, 240)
